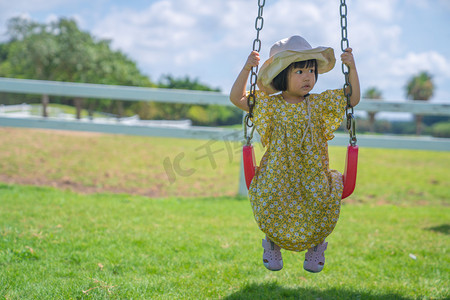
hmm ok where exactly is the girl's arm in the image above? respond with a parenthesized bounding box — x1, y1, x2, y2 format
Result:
(230, 51, 260, 112)
(341, 48, 360, 107)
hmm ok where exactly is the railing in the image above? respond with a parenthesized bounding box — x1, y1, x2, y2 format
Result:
(1, 77, 449, 195)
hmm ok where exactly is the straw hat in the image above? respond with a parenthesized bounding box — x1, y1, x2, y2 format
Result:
(257, 35, 336, 94)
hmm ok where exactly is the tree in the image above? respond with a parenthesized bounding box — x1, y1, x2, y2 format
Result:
(0, 17, 242, 126)
(3, 17, 60, 116)
(0, 17, 154, 117)
(135, 75, 241, 126)
(405, 71, 434, 135)
(363, 87, 383, 133)
(158, 75, 220, 92)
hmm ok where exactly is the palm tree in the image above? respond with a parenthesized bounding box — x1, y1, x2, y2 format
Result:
(363, 87, 383, 133)
(405, 71, 434, 135)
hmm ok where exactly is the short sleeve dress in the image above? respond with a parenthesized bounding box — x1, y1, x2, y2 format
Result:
(249, 89, 346, 252)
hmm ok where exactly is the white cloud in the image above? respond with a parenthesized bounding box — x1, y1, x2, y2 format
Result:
(89, 0, 450, 100)
(263, 0, 337, 43)
(90, 0, 263, 84)
(0, 0, 62, 25)
(356, 50, 450, 100)
(355, 0, 398, 22)
(93, 1, 225, 64)
(44, 14, 59, 24)
(390, 51, 450, 78)
(0, 0, 449, 101)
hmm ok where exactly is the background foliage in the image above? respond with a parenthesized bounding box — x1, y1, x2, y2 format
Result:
(0, 17, 241, 126)
(0, 16, 449, 133)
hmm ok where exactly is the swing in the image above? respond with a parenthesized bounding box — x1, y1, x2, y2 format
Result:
(243, 0, 358, 199)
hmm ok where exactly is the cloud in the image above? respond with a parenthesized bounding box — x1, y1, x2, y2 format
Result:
(350, 0, 403, 55)
(357, 50, 450, 100)
(87, 0, 450, 100)
(89, 0, 265, 85)
(355, 0, 398, 22)
(0, 0, 449, 100)
(390, 51, 450, 78)
(93, 1, 231, 67)
(404, 0, 450, 11)
(261, 0, 338, 45)
(0, 0, 63, 23)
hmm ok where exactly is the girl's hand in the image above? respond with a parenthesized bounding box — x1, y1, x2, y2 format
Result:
(341, 48, 356, 70)
(340, 48, 361, 107)
(244, 51, 260, 71)
(230, 51, 261, 111)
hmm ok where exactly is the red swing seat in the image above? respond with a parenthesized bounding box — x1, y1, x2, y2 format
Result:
(341, 144, 358, 199)
(243, 144, 256, 190)
(243, 143, 358, 199)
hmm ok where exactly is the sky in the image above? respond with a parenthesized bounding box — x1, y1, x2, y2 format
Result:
(1, 0, 450, 103)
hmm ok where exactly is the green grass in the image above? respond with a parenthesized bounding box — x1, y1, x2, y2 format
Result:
(0, 127, 449, 204)
(0, 127, 449, 298)
(0, 184, 448, 299)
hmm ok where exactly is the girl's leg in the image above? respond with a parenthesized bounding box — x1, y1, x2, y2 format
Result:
(303, 240, 328, 273)
(262, 236, 283, 271)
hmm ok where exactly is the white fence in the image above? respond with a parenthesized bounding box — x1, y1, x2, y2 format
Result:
(0, 77, 449, 194)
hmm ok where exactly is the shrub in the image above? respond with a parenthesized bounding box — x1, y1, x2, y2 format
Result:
(431, 121, 450, 138)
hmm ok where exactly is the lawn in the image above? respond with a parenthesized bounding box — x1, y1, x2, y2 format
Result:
(0, 127, 448, 205)
(0, 185, 448, 299)
(0, 127, 449, 299)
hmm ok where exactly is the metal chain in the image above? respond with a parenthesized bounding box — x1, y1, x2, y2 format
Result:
(340, 0, 357, 146)
(245, 0, 265, 133)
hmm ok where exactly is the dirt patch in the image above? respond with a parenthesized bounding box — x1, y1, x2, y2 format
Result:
(0, 174, 166, 198)
(0, 127, 174, 197)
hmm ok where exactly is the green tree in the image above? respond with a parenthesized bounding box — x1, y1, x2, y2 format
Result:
(3, 17, 152, 87)
(3, 17, 60, 115)
(405, 71, 434, 135)
(1, 17, 154, 117)
(0, 17, 241, 126)
(156, 75, 241, 126)
(363, 87, 383, 133)
(158, 75, 220, 91)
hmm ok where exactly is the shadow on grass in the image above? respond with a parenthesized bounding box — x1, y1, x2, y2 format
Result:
(425, 224, 450, 235)
(224, 282, 412, 300)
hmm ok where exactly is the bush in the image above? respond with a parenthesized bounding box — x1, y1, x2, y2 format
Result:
(390, 121, 416, 135)
(187, 105, 210, 125)
(431, 121, 450, 138)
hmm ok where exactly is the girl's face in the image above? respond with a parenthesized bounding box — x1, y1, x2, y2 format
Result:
(284, 65, 316, 100)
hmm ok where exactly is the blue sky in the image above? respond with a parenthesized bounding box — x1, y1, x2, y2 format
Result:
(1, 0, 449, 103)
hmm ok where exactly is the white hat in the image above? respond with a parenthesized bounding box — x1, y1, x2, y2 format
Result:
(257, 35, 336, 94)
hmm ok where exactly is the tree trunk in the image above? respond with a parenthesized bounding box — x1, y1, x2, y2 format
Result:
(41, 94, 49, 118)
(88, 100, 94, 120)
(117, 101, 124, 120)
(368, 112, 376, 133)
(415, 115, 423, 135)
(74, 97, 83, 120)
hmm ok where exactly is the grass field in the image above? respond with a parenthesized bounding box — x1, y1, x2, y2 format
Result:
(0, 127, 448, 205)
(0, 127, 449, 299)
(0, 185, 448, 299)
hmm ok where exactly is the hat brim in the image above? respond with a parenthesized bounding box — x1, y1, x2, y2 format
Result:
(257, 47, 336, 94)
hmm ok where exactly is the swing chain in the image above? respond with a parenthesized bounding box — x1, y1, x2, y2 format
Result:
(245, 0, 265, 131)
(340, 0, 357, 146)
(244, 118, 256, 146)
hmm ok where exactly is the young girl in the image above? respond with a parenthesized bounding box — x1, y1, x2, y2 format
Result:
(230, 35, 360, 273)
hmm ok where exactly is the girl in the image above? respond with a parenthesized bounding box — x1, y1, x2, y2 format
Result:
(230, 35, 360, 273)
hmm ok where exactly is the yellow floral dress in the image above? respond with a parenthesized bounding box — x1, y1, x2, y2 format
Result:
(249, 89, 346, 252)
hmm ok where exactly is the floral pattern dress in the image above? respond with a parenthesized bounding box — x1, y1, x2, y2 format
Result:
(249, 89, 346, 252)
